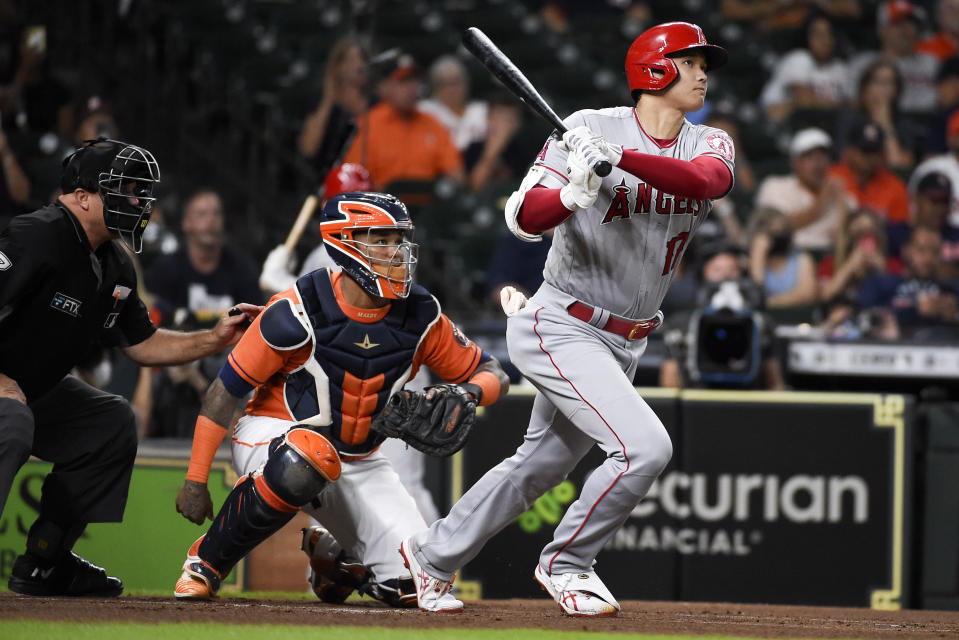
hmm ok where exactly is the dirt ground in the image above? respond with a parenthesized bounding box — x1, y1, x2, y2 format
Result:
(3, 593, 959, 638)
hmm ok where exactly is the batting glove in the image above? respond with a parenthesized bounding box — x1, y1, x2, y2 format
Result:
(559, 127, 623, 167)
(499, 285, 528, 317)
(560, 146, 602, 210)
(558, 125, 600, 152)
(594, 138, 623, 166)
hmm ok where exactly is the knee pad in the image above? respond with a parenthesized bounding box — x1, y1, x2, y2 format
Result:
(262, 428, 341, 507)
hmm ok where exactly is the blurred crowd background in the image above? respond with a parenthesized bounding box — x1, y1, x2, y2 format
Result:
(1, 0, 958, 437)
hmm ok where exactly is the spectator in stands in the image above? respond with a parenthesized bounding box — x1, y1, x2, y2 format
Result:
(703, 111, 753, 246)
(145, 189, 263, 437)
(922, 56, 959, 155)
(835, 60, 917, 170)
(759, 12, 853, 124)
(721, 0, 860, 35)
(830, 120, 911, 225)
(909, 171, 959, 279)
(72, 95, 119, 145)
(0, 22, 73, 207)
(463, 91, 527, 193)
(0, 121, 29, 224)
(660, 240, 785, 390)
(909, 110, 959, 237)
(916, 0, 959, 62)
(849, 1, 940, 116)
(818, 209, 898, 304)
(299, 37, 370, 170)
(419, 55, 487, 152)
(342, 51, 463, 191)
(0, 22, 72, 139)
(748, 207, 819, 308)
(755, 127, 850, 254)
(859, 225, 959, 336)
(137, 198, 179, 273)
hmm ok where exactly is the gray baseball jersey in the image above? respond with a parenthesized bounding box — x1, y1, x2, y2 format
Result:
(406, 106, 736, 594)
(532, 107, 735, 320)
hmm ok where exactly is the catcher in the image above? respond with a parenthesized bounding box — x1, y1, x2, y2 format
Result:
(172, 191, 508, 608)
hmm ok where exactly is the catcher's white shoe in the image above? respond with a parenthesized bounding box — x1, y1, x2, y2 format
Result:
(399, 537, 463, 613)
(534, 564, 620, 617)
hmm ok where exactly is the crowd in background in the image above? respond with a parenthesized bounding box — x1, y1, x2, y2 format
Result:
(1, 0, 958, 436)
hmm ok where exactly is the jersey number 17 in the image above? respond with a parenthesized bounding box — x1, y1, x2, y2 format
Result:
(662, 232, 689, 276)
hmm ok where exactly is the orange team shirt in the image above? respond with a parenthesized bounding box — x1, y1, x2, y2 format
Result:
(343, 102, 463, 190)
(225, 271, 482, 421)
(828, 163, 910, 224)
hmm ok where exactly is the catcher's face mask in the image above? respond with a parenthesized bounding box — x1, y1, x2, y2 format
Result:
(61, 138, 161, 253)
(321, 192, 418, 299)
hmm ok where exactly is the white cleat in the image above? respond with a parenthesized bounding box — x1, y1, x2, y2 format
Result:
(534, 564, 620, 617)
(398, 537, 464, 613)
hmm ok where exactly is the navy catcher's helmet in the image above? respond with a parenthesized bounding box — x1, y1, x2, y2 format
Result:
(320, 191, 418, 299)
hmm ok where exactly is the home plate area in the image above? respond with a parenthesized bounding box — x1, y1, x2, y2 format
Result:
(3, 593, 959, 638)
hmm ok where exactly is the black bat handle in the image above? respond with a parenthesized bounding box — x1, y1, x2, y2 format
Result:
(463, 27, 612, 178)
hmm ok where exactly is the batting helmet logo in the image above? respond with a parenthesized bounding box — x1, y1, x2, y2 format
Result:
(625, 22, 728, 96)
(320, 191, 418, 300)
(324, 163, 372, 200)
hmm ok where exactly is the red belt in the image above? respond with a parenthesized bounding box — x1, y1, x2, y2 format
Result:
(567, 301, 660, 341)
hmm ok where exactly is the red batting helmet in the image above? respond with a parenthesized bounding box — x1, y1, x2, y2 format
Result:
(324, 163, 373, 200)
(625, 22, 728, 96)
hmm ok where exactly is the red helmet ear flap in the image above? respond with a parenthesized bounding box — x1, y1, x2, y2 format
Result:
(625, 22, 727, 94)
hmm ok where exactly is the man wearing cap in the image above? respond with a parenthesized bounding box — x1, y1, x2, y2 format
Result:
(910, 170, 959, 278)
(849, 0, 940, 115)
(0, 138, 261, 597)
(755, 127, 852, 252)
(829, 120, 911, 224)
(342, 51, 464, 191)
(911, 109, 959, 233)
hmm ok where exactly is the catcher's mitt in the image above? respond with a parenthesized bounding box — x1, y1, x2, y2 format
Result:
(371, 384, 477, 457)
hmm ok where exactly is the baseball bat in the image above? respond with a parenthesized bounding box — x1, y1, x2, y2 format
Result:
(282, 119, 358, 253)
(462, 27, 611, 177)
(283, 194, 319, 253)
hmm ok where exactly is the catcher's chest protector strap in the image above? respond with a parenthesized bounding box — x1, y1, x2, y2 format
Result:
(259, 297, 311, 350)
(285, 270, 440, 455)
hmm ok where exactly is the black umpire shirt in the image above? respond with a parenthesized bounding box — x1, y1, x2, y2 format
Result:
(0, 200, 156, 402)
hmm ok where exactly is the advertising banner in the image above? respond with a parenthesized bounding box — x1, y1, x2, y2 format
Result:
(459, 389, 912, 609)
(0, 458, 242, 593)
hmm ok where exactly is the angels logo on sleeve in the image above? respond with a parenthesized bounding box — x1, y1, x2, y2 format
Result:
(536, 138, 551, 162)
(705, 133, 735, 162)
(0, 250, 11, 271)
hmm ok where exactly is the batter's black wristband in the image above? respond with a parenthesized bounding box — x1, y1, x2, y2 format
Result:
(460, 382, 483, 404)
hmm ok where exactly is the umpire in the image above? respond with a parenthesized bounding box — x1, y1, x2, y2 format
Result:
(0, 138, 259, 597)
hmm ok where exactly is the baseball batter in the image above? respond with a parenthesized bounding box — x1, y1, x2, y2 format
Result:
(401, 22, 735, 616)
